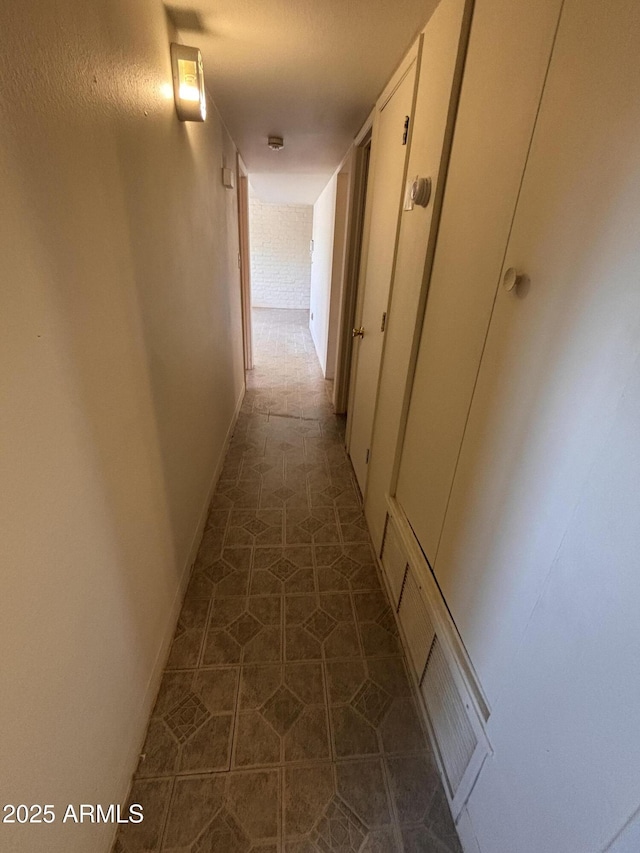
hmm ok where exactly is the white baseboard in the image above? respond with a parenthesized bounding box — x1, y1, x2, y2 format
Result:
(109, 380, 245, 850)
(457, 807, 483, 853)
(182, 382, 246, 579)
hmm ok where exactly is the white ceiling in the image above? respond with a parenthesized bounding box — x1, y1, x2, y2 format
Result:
(167, 0, 439, 203)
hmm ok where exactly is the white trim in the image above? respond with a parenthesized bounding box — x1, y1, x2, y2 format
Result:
(376, 496, 492, 820)
(237, 165, 253, 370)
(184, 381, 246, 574)
(456, 808, 484, 853)
(354, 107, 375, 147)
(387, 495, 491, 720)
(237, 153, 249, 177)
(345, 116, 380, 453)
(346, 35, 423, 469)
(378, 37, 421, 110)
(332, 141, 372, 414)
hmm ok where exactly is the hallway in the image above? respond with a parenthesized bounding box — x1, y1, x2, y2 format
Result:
(114, 309, 460, 853)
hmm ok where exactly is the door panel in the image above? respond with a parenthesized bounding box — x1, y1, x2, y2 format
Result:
(395, 0, 564, 564)
(347, 60, 417, 492)
(436, 0, 640, 701)
(363, 0, 472, 552)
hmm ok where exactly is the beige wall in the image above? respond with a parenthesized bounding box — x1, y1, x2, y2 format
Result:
(0, 0, 245, 850)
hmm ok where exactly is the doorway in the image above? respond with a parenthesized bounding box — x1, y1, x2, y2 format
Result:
(237, 157, 253, 371)
(345, 50, 420, 494)
(331, 137, 372, 415)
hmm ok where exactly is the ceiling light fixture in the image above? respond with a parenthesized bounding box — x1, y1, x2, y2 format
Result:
(268, 136, 284, 151)
(170, 43, 206, 122)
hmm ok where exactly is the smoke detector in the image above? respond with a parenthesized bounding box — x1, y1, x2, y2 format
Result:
(268, 136, 284, 151)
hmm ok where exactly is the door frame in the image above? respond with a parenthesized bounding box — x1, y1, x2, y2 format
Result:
(332, 122, 373, 413)
(236, 155, 253, 371)
(345, 38, 422, 459)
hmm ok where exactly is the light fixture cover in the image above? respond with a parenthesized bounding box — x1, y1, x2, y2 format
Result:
(170, 43, 206, 122)
(268, 136, 284, 150)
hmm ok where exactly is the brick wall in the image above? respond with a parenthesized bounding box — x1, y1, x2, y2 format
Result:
(249, 197, 313, 310)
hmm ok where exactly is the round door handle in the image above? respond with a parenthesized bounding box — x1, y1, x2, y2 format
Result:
(352, 327, 365, 338)
(410, 176, 432, 207)
(503, 267, 524, 292)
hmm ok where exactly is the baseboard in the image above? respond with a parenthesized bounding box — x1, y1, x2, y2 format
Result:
(181, 382, 246, 579)
(109, 380, 245, 850)
(456, 807, 484, 853)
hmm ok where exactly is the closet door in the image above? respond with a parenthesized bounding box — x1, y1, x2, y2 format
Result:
(435, 0, 640, 700)
(347, 52, 418, 493)
(394, 0, 564, 565)
(363, 0, 473, 552)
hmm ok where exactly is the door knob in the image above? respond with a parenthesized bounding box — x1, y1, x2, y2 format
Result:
(410, 176, 432, 207)
(502, 267, 524, 292)
(352, 327, 365, 338)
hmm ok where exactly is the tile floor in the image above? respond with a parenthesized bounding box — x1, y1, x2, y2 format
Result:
(114, 308, 461, 853)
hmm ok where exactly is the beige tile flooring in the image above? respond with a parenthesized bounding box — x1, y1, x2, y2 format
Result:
(114, 309, 460, 853)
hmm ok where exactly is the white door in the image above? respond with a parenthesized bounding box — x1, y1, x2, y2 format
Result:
(434, 0, 640, 700)
(432, 2, 640, 847)
(347, 54, 418, 493)
(395, 0, 564, 564)
(362, 0, 473, 552)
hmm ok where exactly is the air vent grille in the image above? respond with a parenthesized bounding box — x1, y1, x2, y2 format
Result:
(379, 498, 491, 816)
(421, 637, 478, 797)
(398, 568, 435, 679)
(380, 514, 409, 607)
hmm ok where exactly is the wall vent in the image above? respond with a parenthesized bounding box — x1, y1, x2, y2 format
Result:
(421, 637, 479, 798)
(398, 568, 435, 679)
(378, 501, 491, 818)
(380, 512, 409, 607)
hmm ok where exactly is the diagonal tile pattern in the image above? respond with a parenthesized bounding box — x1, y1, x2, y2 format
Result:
(260, 685, 303, 736)
(165, 693, 211, 743)
(311, 795, 367, 852)
(303, 608, 338, 641)
(352, 679, 393, 728)
(113, 308, 460, 853)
